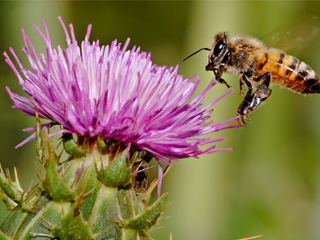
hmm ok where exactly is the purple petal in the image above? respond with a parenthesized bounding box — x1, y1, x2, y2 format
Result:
(6, 17, 241, 196)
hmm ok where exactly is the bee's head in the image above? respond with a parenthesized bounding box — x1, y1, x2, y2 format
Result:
(206, 32, 230, 71)
(182, 32, 230, 70)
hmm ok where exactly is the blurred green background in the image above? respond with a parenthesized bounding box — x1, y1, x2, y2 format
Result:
(1, 1, 320, 240)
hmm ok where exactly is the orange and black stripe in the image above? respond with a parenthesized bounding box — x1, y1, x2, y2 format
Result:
(256, 49, 320, 94)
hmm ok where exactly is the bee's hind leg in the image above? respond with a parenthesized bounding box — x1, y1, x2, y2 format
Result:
(239, 74, 249, 96)
(237, 72, 272, 126)
(254, 72, 272, 102)
(237, 113, 252, 127)
(237, 79, 256, 126)
(239, 71, 256, 96)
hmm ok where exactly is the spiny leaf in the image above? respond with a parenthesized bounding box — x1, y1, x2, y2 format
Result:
(0, 230, 10, 240)
(98, 149, 131, 188)
(120, 193, 168, 230)
(0, 188, 16, 210)
(63, 133, 84, 157)
(35, 107, 57, 165)
(42, 157, 74, 202)
(52, 203, 94, 239)
(0, 164, 22, 204)
(97, 135, 107, 150)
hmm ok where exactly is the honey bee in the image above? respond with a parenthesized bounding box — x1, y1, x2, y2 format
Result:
(183, 16, 320, 126)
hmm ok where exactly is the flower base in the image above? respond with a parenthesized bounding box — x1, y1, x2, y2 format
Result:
(0, 128, 167, 239)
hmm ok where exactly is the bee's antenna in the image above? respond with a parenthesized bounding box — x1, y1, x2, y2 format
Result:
(183, 48, 210, 62)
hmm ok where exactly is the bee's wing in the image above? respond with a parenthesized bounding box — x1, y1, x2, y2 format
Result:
(261, 14, 320, 55)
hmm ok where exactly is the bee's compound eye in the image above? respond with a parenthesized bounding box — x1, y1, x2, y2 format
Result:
(214, 40, 226, 56)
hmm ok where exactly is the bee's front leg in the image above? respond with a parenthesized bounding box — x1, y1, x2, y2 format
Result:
(213, 66, 231, 88)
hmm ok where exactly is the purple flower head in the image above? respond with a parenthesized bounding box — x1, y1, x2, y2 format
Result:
(4, 17, 240, 195)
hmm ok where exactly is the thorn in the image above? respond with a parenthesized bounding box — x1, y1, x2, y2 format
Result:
(133, 160, 144, 172)
(41, 224, 52, 231)
(46, 133, 53, 164)
(29, 232, 52, 238)
(61, 164, 65, 182)
(88, 212, 94, 228)
(9, 226, 13, 238)
(75, 180, 87, 209)
(19, 180, 34, 210)
(109, 212, 121, 223)
(140, 230, 154, 240)
(100, 151, 104, 169)
(57, 147, 64, 161)
(27, 180, 34, 194)
(0, 191, 17, 210)
(157, 215, 170, 224)
(35, 169, 42, 182)
(54, 139, 63, 160)
(58, 158, 71, 165)
(161, 201, 173, 213)
(150, 225, 164, 231)
(30, 206, 42, 212)
(73, 180, 88, 217)
(83, 187, 95, 197)
(236, 235, 263, 240)
(94, 225, 112, 238)
(130, 155, 140, 169)
(5, 169, 12, 183)
(40, 216, 53, 228)
(107, 218, 119, 224)
(115, 144, 121, 158)
(35, 162, 44, 181)
(13, 167, 22, 190)
(94, 160, 99, 174)
(56, 138, 63, 149)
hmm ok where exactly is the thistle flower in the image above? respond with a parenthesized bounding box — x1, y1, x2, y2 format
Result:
(1, 17, 240, 239)
(5, 16, 239, 194)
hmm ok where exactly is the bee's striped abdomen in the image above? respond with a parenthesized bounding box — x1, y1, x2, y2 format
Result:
(256, 49, 320, 94)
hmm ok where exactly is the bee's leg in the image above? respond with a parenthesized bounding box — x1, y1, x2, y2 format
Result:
(240, 72, 255, 94)
(237, 93, 260, 127)
(239, 78, 244, 96)
(237, 113, 252, 127)
(213, 67, 231, 88)
(237, 72, 272, 126)
(237, 77, 255, 127)
(237, 80, 256, 127)
(239, 74, 250, 96)
(219, 78, 231, 88)
(254, 72, 272, 102)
